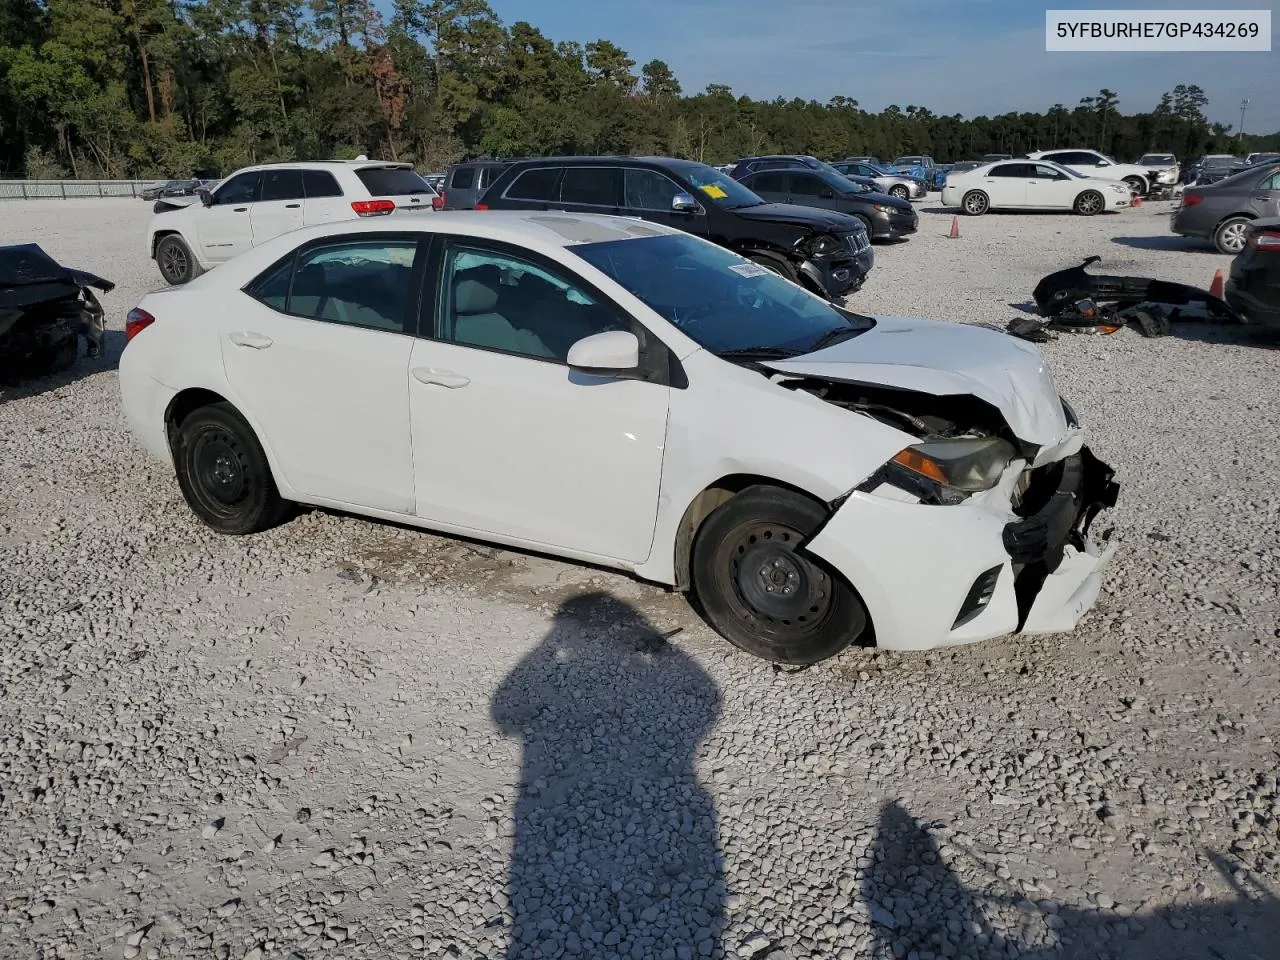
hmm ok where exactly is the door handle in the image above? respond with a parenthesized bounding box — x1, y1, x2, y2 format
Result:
(412, 367, 470, 388)
(285, 203, 301, 209)
(1255, 196, 1273, 201)
(233, 207, 248, 212)
(228, 332, 273, 349)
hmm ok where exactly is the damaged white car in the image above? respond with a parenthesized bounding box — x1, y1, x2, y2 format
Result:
(119, 212, 1119, 664)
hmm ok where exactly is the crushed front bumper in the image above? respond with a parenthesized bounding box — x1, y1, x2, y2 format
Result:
(804, 445, 1120, 651)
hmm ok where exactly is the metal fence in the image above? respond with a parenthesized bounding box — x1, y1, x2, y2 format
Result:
(0, 179, 152, 200)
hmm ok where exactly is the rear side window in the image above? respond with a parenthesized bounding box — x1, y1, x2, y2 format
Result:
(748, 172, 787, 193)
(560, 167, 620, 206)
(1262, 171, 1280, 190)
(449, 167, 476, 189)
(259, 169, 305, 202)
(479, 166, 505, 188)
(505, 167, 562, 201)
(355, 167, 431, 197)
(303, 170, 343, 198)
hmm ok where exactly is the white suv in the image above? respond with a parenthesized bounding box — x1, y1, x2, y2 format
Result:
(147, 160, 436, 285)
(1026, 149, 1157, 196)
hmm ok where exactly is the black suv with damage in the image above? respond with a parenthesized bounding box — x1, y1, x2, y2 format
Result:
(476, 157, 874, 298)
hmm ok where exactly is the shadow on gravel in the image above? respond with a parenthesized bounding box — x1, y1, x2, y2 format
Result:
(491, 592, 725, 959)
(0, 329, 125, 406)
(865, 801, 1280, 960)
(1110, 235, 1211, 253)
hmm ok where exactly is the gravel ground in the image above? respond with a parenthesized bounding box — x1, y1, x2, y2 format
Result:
(2, 197, 1278, 960)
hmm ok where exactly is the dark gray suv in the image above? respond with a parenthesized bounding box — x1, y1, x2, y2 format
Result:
(441, 160, 512, 210)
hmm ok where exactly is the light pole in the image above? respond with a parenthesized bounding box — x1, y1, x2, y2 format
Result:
(1238, 99, 1250, 141)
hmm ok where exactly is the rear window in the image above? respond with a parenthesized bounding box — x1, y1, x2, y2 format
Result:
(506, 167, 562, 202)
(449, 167, 475, 189)
(355, 167, 431, 197)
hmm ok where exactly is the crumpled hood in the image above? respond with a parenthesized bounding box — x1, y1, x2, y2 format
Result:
(731, 202, 864, 234)
(762, 315, 1070, 446)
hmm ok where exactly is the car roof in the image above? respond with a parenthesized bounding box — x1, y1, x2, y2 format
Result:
(230, 160, 413, 175)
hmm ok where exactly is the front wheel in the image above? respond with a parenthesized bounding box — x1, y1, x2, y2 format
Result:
(1073, 190, 1104, 216)
(889, 185, 909, 200)
(155, 234, 201, 285)
(690, 486, 870, 665)
(1122, 176, 1146, 196)
(746, 253, 796, 282)
(961, 190, 989, 216)
(172, 402, 290, 535)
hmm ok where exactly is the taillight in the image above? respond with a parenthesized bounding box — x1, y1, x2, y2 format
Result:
(351, 199, 395, 217)
(431, 192, 444, 210)
(474, 203, 489, 211)
(1249, 228, 1280, 250)
(1181, 193, 1203, 206)
(125, 308, 155, 341)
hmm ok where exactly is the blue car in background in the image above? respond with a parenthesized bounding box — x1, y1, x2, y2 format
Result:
(890, 155, 944, 190)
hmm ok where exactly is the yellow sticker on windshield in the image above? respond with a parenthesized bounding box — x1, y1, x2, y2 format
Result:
(699, 184, 727, 199)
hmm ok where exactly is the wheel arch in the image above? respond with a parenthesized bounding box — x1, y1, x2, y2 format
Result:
(1216, 211, 1256, 229)
(671, 474, 832, 591)
(151, 228, 181, 260)
(163, 387, 293, 498)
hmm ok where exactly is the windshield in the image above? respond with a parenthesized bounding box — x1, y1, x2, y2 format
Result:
(1138, 154, 1175, 165)
(891, 157, 923, 167)
(572, 233, 872, 357)
(674, 162, 764, 210)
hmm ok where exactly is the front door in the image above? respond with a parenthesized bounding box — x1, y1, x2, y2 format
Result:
(621, 167, 712, 237)
(787, 173, 841, 211)
(408, 238, 669, 562)
(221, 234, 423, 512)
(197, 170, 259, 264)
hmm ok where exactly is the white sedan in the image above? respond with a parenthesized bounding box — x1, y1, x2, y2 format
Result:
(942, 160, 1132, 216)
(119, 211, 1120, 664)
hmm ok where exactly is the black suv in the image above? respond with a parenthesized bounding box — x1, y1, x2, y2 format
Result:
(477, 156, 874, 298)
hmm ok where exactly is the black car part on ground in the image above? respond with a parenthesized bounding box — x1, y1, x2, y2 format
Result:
(0, 244, 113, 382)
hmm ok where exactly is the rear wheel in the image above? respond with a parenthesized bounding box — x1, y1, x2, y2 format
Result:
(155, 234, 201, 285)
(172, 402, 290, 535)
(961, 190, 989, 216)
(1213, 216, 1251, 255)
(1073, 190, 1104, 216)
(691, 486, 869, 665)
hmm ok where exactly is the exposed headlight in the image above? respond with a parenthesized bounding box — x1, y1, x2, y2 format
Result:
(808, 233, 843, 257)
(859, 437, 1017, 505)
(1111, 183, 1129, 193)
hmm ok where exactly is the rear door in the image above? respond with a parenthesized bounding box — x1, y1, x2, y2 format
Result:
(195, 171, 260, 264)
(740, 171, 790, 203)
(557, 166, 623, 215)
(1248, 169, 1280, 218)
(443, 165, 478, 210)
(983, 163, 1029, 207)
(493, 166, 563, 211)
(354, 165, 435, 215)
(250, 168, 306, 245)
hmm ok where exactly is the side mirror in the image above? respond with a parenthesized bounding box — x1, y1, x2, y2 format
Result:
(198, 189, 213, 207)
(1096, 160, 1111, 167)
(672, 192, 699, 213)
(566, 330, 640, 374)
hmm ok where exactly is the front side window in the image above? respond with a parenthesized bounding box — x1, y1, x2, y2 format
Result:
(623, 168, 684, 210)
(573, 233, 871, 358)
(437, 244, 629, 361)
(1033, 164, 1065, 179)
(259, 169, 305, 202)
(789, 174, 827, 197)
(214, 172, 260, 205)
(249, 238, 418, 333)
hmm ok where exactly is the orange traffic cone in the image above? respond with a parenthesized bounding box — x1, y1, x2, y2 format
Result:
(948, 216, 960, 239)
(1131, 196, 1143, 208)
(1209, 268, 1224, 299)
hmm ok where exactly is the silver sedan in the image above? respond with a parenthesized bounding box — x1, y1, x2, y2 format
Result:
(832, 160, 927, 200)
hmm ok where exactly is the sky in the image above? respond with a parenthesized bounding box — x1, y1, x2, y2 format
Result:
(439, 0, 1280, 134)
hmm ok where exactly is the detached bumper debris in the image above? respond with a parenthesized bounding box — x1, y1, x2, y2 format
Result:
(1008, 255, 1246, 342)
(0, 244, 114, 382)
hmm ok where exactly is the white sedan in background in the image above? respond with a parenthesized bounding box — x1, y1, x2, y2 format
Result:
(119, 211, 1119, 665)
(942, 160, 1132, 216)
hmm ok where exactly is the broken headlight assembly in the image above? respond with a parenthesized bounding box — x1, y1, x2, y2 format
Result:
(806, 233, 845, 257)
(857, 437, 1017, 505)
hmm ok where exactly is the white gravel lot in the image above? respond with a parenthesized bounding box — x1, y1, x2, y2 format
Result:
(2, 197, 1278, 960)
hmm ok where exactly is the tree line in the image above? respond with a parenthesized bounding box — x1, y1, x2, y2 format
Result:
(1, 0, 1276, 180)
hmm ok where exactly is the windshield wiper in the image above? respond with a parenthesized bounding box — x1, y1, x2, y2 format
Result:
(716, 345, 800, 361)
(805, 326, 862, 353)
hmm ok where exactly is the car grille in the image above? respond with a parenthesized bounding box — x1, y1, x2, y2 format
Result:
(842, 231, 870, 254)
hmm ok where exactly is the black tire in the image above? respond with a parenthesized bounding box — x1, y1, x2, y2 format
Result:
(747, 253, 797, 282)
(889, 184, 909, 200)
(1213, 216, 1251, 255)
(690, 485, 870, 665)
(155, 234, 201, 285)
(1122, 176, 1146, 196)
(961, 190, 988, 216)
(1073, 190, 1104, 216)
(172, 402, 290, 535)
(853, 214, 875, 239)
(46, 335, 79, 374)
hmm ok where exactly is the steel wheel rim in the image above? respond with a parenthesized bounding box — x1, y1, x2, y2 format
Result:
(193, 432, 247, 506)
(727, 521, 833, 633)
(1221, 223, 1247, 253)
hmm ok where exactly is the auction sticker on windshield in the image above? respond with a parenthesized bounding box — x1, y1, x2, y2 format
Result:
(699, 184, 728, 199)
(729, 262, 771, 278)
